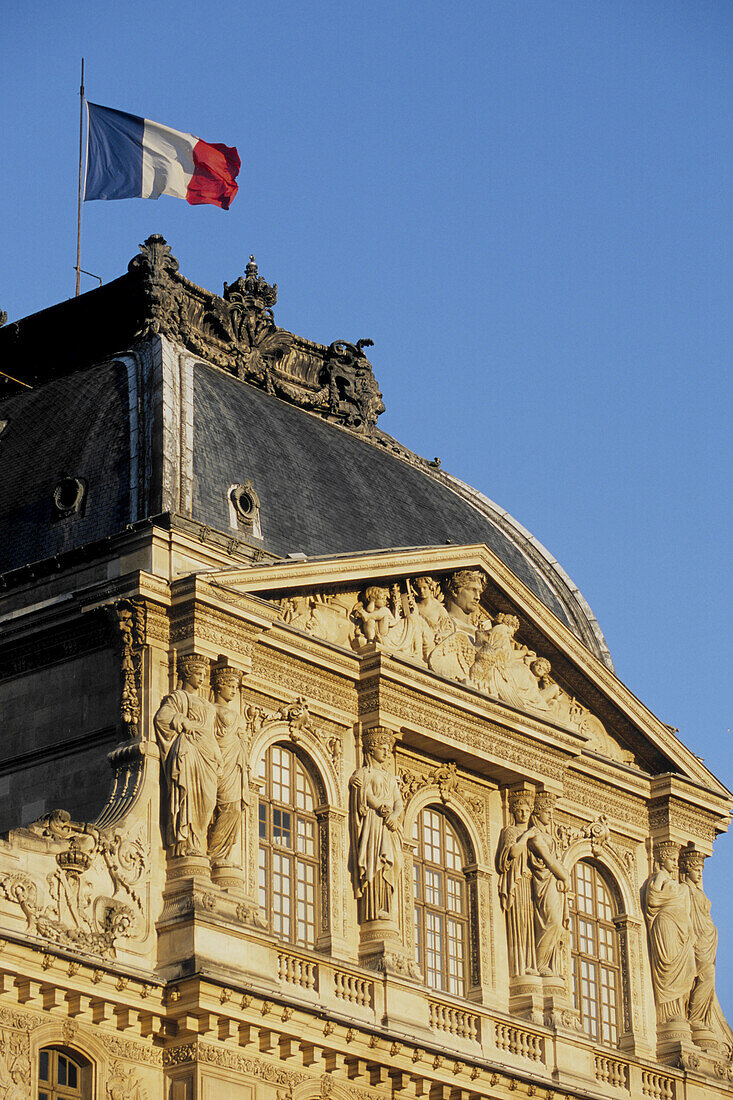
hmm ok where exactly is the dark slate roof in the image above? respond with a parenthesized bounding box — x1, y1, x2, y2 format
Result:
(192, 362, 574, 628)
(0, 362, 131, 572)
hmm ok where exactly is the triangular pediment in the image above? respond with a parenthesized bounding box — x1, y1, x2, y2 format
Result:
(204, 543, 728, 796)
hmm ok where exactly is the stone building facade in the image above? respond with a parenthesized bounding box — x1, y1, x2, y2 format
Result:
(0, 237, 731, 1099)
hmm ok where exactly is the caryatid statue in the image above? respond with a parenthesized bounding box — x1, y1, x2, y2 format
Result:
(154, 654, 221, 858)
(208, 667, 248, 869)
(349, 728, 404, 922)
(527, 792, 571, 977)
(680, 848, 719, 1047)
(495, 790, 538, 977)
(642, 841, 696, 1026)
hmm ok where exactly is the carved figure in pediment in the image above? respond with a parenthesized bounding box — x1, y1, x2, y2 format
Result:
(680, 848, 719, 1046)
(532, 658, 630, 762)
(349, 728, 404, 922)
(495, 791, 538, 977)
(426, 570, 486, 681)
(281, 595, 316, 632)
(443, 569, 487, 639)
(469, 614, 550, 714)
(642, 842, 696, 1025)
(527, 792, 571, 976)
(531, 658, 580, 726)
(208, 668, 248, 867)
(410, 576, 450, 645)
(154, 654, 221, 858)
(352, 585, 423, 660)
(352, 586, 399, 644)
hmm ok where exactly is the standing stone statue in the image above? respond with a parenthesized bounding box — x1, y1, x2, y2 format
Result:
(349, 728, 404, 922)
(154, 654, 221, 858)
(208, 667, 248, 868)
(495, 790, 538, 977)
(527, 792, 571, 977)
(680, 848, 718, 1046)
(642, 841, 696, 1025)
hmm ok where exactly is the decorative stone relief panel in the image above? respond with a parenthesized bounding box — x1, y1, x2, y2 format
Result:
(0, 1026, 31, 1098)
(0, 810, 148, 958)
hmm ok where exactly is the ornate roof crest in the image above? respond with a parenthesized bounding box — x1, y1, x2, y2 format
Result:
(122, 237, 385, 436)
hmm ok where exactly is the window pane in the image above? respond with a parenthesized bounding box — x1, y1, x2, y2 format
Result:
(39, 1051, 49, 1082)
(297, 816, 315, 856)
(273, 808, 292, 846)
(258, 744, 320, 947)
(414, 807, 469, 997)
(58, 1057, 67, 1087)
(570, 861, 622, 1047)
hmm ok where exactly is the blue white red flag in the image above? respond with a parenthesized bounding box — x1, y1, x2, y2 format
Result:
(84, 102, 240, 210)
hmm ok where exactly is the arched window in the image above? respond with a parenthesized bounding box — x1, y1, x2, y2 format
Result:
(38, 1048, 86, 1100)
(258, 743, 320, 947)
(412, 806, 470, 996)
(569, 860, 623, 1044)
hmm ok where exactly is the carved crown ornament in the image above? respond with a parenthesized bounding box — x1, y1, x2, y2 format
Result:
(0, 810, 148, 959)
(126, 236, 384, 435)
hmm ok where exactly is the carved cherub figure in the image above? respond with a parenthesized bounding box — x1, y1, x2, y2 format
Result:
(352, 586, 399, 643)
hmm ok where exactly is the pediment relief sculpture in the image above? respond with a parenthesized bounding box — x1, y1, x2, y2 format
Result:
(275, 568, 630, 764)
(0, 810, 147, 959)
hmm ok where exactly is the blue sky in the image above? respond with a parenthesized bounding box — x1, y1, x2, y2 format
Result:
(3, 1, 733, 1016)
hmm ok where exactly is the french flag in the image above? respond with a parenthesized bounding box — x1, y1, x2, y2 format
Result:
(85, 102, 240, 210)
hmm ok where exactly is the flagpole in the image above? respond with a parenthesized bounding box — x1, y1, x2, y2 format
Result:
(75, 58, 85, 297)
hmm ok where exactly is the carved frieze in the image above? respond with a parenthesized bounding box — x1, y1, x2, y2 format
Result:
(252, 649, 358, 716)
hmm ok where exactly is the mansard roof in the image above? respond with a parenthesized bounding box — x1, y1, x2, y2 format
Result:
(0, 235, 609, 667)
